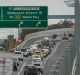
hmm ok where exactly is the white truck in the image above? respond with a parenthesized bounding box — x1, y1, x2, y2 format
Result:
(0, 53, 13, 75)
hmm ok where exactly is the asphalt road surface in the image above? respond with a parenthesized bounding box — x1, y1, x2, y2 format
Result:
(13, 56, 32, 75)
(43, 40, 68, 75)
(13, 36, 69, 75)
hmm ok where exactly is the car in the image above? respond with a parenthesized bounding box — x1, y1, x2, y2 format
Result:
(13, 57, 19, 66)
(41, 40, 50, 47)
(62, 33, 68, 40)
(32, 55, 41, 59)
(68, 37, 73, 46)
(54, 37, 62, 42)
(32, 58, 43, 74)
(21, 48, 29, 57)
(52, 34, 58, 39)
(68, 33, 74, 37)
(13, 61, 17, 71)
(42, 48, 50, 57)
(24, 65, 39, 75)
(26, 48, 33, 56)
(30, 44, 38, 50)
(0, 47, 5, 52)
(43, 37, 49, 40)
(33, 51, 44, 60)
(13, 50, 23, 61)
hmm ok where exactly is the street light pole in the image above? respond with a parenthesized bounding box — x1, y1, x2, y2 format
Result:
(75, 0, 80, 74)
(18, 21, 23, 35)
(18, 21, 23, 44)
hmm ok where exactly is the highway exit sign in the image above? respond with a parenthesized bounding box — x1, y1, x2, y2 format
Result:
(0, 6, 48, 28)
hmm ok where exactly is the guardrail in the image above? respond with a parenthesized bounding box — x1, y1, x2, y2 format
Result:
(12, 28, 74, 50)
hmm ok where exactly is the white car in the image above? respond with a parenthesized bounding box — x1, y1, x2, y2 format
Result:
(13, 50, 23, 61)
(32, 57, 43, 74)
(43, 37, 49, 40)
(42, 48, 50, 56)
(30, 44, 38, 50)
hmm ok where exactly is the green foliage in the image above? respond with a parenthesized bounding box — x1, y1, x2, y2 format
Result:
(20, 20, 71, 40)
(47, 20, 70, 30)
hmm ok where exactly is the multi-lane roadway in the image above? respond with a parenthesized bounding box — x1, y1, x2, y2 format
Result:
(13, 38, 69, 75)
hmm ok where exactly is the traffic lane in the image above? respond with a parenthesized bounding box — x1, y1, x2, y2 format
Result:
(15, 41, 60, 75)
(43, 40, 68, 75)
(23, 35, 54, 47)
(16, 37, 61, 75)
(23, 36, 45, 47)
(13, 56, 32, 75)
(18, 56, 32, 75)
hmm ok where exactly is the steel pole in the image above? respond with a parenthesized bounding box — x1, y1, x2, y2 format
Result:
(75, 0, 80, 75)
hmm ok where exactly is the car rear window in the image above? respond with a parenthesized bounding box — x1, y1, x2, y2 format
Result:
(34, 64, 40, 66)
(14, 52, 21, 54)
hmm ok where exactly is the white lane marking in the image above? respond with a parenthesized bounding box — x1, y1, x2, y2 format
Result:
(44, 42, 60, 64)
(18, 62, 26, 75)
(72, 56, 77, 75)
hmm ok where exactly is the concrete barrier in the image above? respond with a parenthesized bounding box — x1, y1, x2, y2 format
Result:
(13, 28, 74, 50)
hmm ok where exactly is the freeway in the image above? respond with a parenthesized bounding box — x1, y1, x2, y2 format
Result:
(13, 56, 32, 75)
(13, 36, 69, 75)
(43, 40, 68, 75)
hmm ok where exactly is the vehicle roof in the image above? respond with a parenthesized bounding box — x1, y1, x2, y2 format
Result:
(32, 57, 41, 60)
(32, 55, 41, 58)
(0, 46, 4, 48)
(34, 51, 42, 52)
(25, 64, 35, 67)
(14, 50, 21, 52)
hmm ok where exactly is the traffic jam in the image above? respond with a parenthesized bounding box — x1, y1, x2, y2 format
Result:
(0, 33, 73, 75)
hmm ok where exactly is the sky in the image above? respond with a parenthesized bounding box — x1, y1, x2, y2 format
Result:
(0, 0, 74, 39)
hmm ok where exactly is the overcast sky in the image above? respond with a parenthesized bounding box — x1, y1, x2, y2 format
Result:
(0, 0, 74, 15)
(0, 0, 74, 39)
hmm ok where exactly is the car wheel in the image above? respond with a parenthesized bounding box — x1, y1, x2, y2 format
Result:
(17, 63, 19, 66)
(21, 59, 23, 61)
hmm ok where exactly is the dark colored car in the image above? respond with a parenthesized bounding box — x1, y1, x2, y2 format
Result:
(13, 61, 17, 71)
(24, 65, 39, 75)
(52, 34, 58, 39)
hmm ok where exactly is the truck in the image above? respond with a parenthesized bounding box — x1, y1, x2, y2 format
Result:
(0, 53, 13, 75)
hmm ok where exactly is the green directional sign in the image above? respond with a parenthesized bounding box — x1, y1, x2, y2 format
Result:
(0, 6, 48, 28)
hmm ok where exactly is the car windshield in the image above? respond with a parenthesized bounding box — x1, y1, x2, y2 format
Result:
(21, 49, 26, 52)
